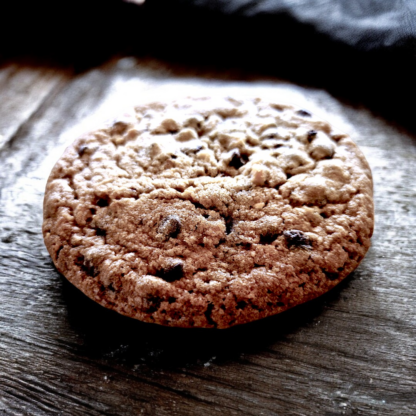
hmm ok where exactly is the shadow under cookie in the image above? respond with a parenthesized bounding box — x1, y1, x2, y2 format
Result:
(61, 272, 356, 369)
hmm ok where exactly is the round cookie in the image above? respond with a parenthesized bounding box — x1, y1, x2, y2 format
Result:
(43, 96, 374, 329)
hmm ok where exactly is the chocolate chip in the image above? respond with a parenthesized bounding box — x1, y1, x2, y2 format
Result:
(95, 228, 106, 237)
(229, 149, 249, 169)
(307, 130, 317, 142)
(158, 215, 181, 239)
(324, 271, 339, 281)
(260, 232, 278, 244)
(78, 145, 88, 156)
(157, 261, 184, 282)
(297, 109, 312, 117)
(283, 230, 312, 249)
(236, 301, 247, 310)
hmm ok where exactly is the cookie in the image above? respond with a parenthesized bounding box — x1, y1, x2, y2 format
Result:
(43, 96, 374, 328)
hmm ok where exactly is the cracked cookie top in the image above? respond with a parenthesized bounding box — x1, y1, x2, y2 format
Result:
(43, 96, 374, 328)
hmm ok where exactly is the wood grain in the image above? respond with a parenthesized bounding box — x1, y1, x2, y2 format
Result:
(0, 57, 415, 416)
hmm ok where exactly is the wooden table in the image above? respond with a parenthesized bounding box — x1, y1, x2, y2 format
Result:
(1, 56, 415, 416)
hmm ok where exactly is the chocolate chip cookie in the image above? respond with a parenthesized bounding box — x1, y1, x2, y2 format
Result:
(43, 97, 374, 328)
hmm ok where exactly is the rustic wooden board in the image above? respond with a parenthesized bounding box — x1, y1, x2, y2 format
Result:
(0, 56, 415, 416)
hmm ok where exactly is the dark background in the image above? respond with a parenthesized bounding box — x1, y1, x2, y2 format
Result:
(1, 0, 416, 129)
(1, 2, 416, 415)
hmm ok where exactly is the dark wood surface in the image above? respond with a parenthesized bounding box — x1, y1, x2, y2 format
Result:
(1, 56, 415, 416)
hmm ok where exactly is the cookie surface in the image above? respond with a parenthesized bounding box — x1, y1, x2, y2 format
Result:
(43, 97, 374, 328)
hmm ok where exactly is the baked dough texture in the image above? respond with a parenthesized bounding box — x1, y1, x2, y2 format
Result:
(43, 97, 374, 328)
